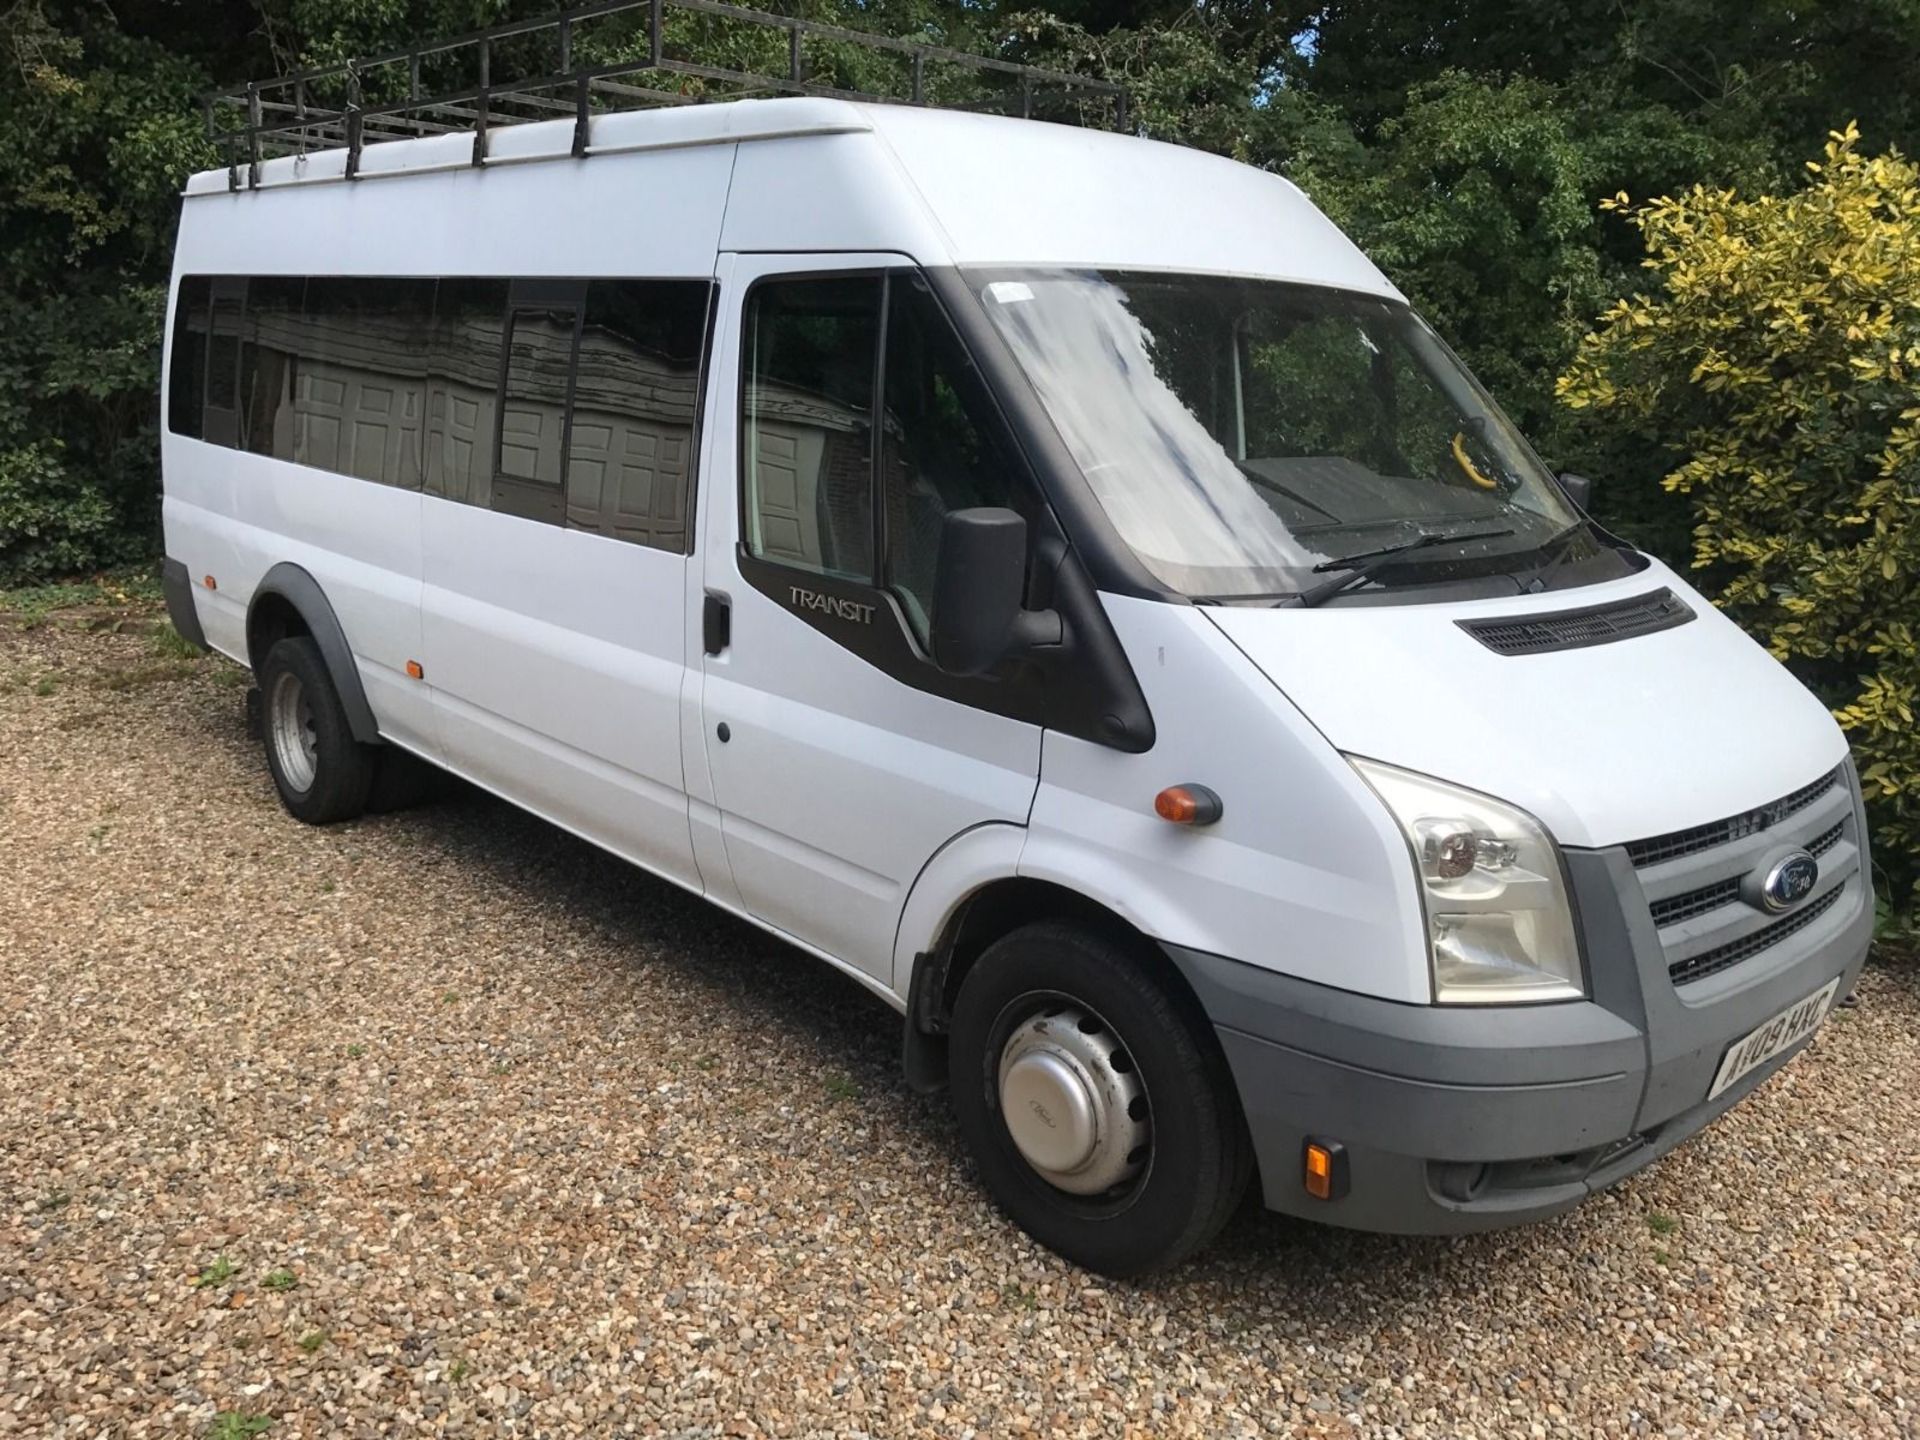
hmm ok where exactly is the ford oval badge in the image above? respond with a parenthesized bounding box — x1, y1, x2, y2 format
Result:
(1761, 851, 1819, 913)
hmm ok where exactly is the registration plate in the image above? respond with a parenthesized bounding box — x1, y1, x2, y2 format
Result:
(1707, 977, 1841, 1101)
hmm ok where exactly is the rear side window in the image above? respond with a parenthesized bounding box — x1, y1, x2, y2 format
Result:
(167, 277, 211, 439)
(426, 278, 510, 506)
(163, 272, 711, 554)
(240, 277, 304, 459)
(566, 280, 710, 552)
(741, 276, 881, 581)
(203, 280, 247, 449)
(495, 291, 582, 524)
(297, 278, 436, 489)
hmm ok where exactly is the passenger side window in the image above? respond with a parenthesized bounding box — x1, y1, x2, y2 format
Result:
(239, 277, 304, 460)
(167, 277, 211, 439)
(495, 291, 581, 524)
(564, 280, 709, 552)
(426, 279, 509, 506)
(295, 277, 435, 489)
(741, 277, 881, 581)
(879, 277, 1028, 642)
(204, 280, 247, 449)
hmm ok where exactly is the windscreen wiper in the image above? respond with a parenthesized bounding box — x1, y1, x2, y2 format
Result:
(1290, 524, 1516, 608)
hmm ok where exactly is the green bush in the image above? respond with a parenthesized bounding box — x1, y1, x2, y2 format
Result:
(0, 442, 123, 587)
(1559, 125, 1920, 904)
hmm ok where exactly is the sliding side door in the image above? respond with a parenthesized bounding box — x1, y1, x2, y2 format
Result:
(420, 277, 713, 891)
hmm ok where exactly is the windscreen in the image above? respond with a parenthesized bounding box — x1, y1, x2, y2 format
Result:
(973, 270, 1595, 600)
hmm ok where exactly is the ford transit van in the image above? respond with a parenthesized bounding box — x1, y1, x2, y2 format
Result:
(162, 20, 1871, 1274)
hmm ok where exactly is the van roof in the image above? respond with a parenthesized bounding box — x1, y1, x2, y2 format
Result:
(183, 97, 1400, 297)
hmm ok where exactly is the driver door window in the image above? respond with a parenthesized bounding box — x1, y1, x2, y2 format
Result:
(740, 271, 1028, 647)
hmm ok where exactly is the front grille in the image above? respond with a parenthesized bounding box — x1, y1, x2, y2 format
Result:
(1459, 588, 1694, 657)
(1809, 821, 1843, 858)
(1627, 767, 1841, 868)
(1667, 886, 1844, 986)
(1651, 877, 1740, 928)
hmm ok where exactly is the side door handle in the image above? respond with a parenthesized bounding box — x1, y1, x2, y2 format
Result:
(703, 592, 731, 657)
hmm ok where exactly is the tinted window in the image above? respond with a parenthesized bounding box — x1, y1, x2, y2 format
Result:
(565, 280, 709, 552)
(240, 277, 304, 459)
(204, 281, 247, 448)
(742, 277, 881, 581)
(165, 273, 714, 544)
(168, 277, 210, 439)
(426, 279, 509, 506)
(295, 278, 434, 488)
(879, 277, 1028, 641)
(494, 298, 580, 523)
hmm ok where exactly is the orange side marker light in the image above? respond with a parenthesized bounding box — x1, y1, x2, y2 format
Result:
(202, 574, 217, 591)
(1153, 783, 1224, 826)
(405, 660, 425, 680)
(1303, 1138, 1349, 1202)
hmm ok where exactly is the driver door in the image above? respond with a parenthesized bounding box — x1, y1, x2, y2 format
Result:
(693, 254, 1044, 985)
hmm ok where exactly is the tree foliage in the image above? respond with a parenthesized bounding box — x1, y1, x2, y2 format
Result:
(1559, 126, 1920, 899)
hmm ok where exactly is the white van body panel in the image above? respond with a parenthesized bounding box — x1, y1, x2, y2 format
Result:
(1021, 595, 1433, 1004)
(863, 106, 1401, 294)
(421, 507, 703, 892)
(177, 137, 733, 277)
(160, 435, 436, 755)
(1208, 562, 1851, 850)
(718, 131, 955, 258)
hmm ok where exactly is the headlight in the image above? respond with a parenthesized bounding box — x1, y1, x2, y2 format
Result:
(1349, 757, 1583, 1005)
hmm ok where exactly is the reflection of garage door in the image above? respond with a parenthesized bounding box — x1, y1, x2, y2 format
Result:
(299, 365, 424, 487)
(747, 422, 825, 567)
(567, 411, 692, 550)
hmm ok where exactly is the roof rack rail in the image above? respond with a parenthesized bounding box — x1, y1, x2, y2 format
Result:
(204, 0, 1130, 191)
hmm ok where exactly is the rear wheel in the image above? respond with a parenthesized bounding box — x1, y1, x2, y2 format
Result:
(260, 636, 375, 824)
(948, 921, 1250, 1277)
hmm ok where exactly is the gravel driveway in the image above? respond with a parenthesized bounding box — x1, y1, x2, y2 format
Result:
(2, 610, 1916, 1438)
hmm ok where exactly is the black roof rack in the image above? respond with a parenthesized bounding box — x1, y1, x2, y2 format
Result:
(204, 0, 1130, 191)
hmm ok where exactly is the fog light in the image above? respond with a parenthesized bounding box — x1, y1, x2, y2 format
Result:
(1303, 1138, 1349, 1201)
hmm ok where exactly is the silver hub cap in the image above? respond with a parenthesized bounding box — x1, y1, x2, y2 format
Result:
(997, 1004, 1150, 1196)
(268, 670, 319, 792)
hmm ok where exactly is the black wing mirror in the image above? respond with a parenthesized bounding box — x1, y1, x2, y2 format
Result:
(929, 507, 1064, 676)
(1558, 472, 1595, 512)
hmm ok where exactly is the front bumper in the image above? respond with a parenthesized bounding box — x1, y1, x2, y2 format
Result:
(1165, 768, 1874, 1235)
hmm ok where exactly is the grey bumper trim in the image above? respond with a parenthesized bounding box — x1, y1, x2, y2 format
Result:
(1163, 828, 1872, 1235)
(160, 557, 209, 652)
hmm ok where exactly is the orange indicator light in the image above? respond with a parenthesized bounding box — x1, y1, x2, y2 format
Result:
(202, 575, 217, 590)
(1303, 1138, 1348, 1201)
(405, 660, 425, 680)
(1154, 784, 1223, 826)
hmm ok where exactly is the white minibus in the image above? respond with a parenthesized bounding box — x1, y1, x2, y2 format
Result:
(161, 33, 1870, 1274)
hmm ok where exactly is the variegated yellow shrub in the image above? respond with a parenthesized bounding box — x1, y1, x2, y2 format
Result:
(1559, 124, 1920, 908)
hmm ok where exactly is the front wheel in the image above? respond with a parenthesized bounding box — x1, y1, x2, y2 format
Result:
(948, 921, 1251, 1277)
(260, 636, 376, 824)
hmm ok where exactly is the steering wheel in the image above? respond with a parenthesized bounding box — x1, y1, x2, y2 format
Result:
(1450, 431, 1499, 491)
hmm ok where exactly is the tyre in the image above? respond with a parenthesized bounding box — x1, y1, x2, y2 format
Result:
(259, 636, 376, 824)
(947, 921, 1251, 1277)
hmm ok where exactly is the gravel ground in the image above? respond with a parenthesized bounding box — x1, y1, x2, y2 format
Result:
(2, 608, 1916, 1439)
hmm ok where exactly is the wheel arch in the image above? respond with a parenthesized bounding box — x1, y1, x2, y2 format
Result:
(246, 563, 382, 745)
(900, 872, 1218, 1096)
